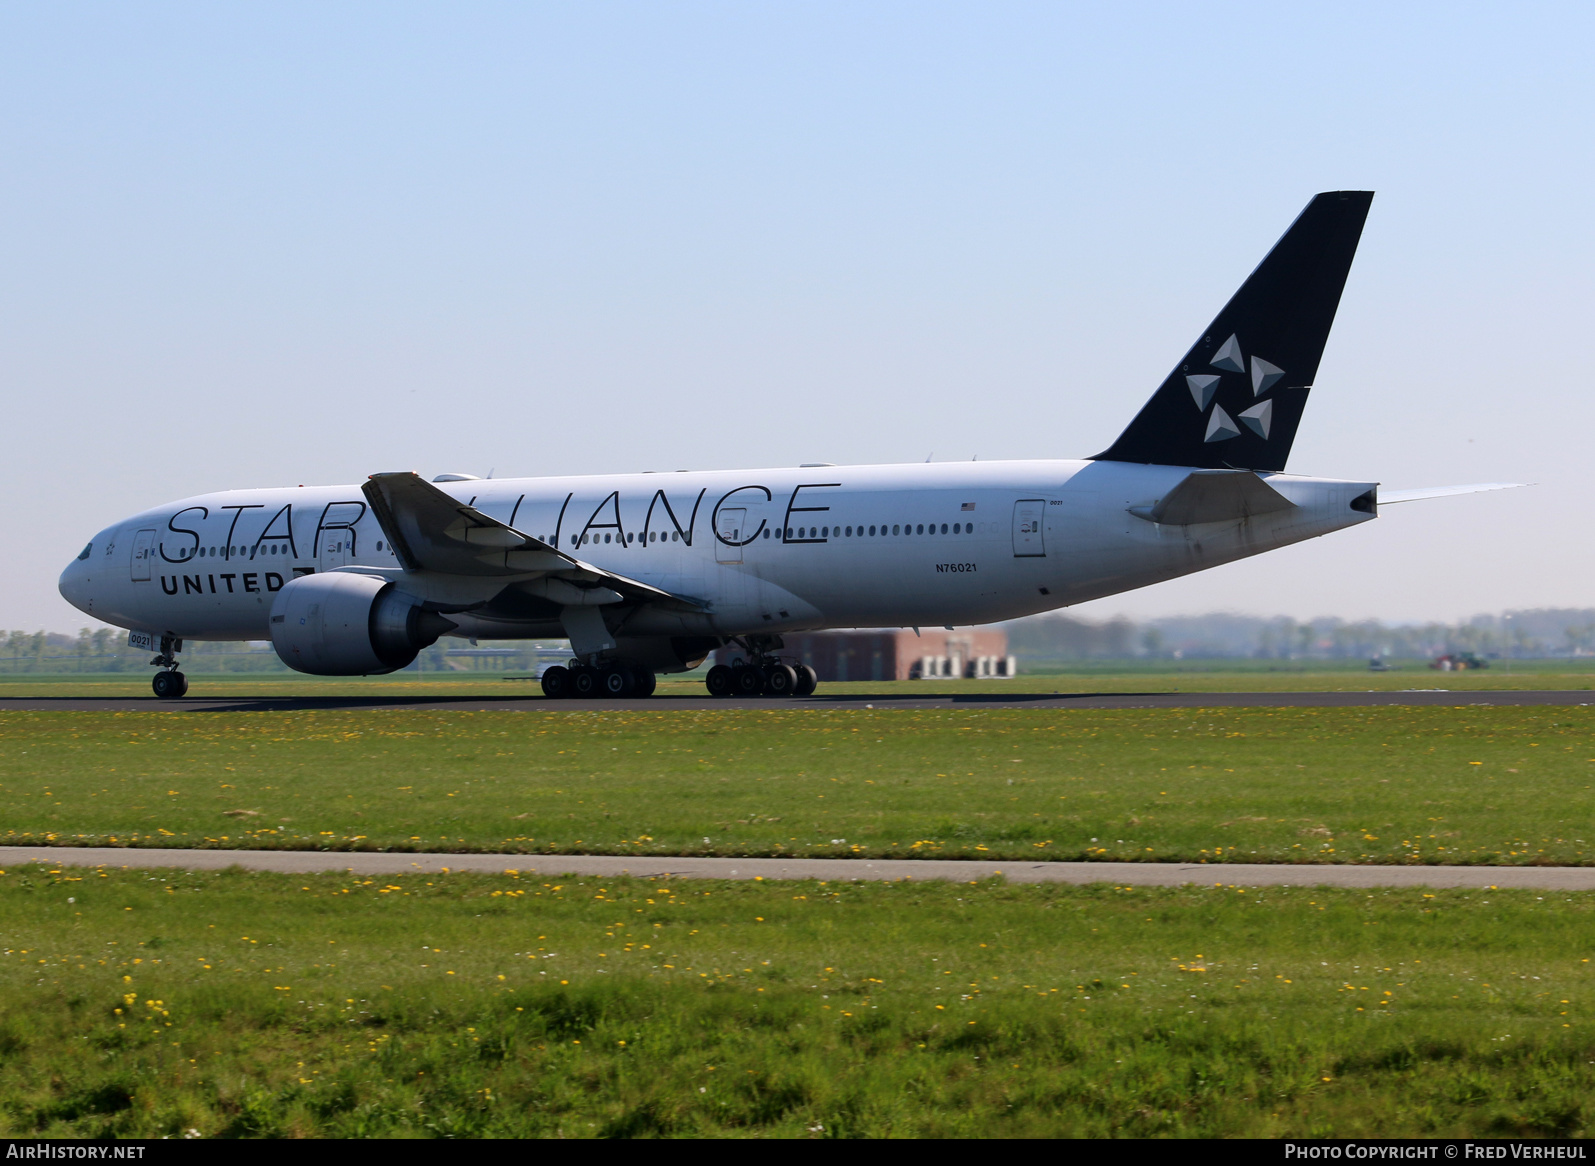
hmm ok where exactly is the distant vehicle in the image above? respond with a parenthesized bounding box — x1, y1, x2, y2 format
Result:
(1431, 653, 1489, 671)
(1368, 658, 1393, 672)
(58, 191, 1522, 700)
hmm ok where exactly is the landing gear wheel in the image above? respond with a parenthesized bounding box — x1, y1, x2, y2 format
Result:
(735, 665, 766, 697)
(632, 667, 657, 698)
(705, 664, 735, 697)
(572, 666, 599, 698)
(763, 663, 798, 697)
(601, 666, 637, 698)
(794, 664, 818, 697)
(540, 665, 571, 699)
(151, 671, 186, 700)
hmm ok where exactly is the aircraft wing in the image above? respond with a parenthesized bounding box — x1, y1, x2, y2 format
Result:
(1380, 482, 1527, 504)
(360, 472, 699, 608)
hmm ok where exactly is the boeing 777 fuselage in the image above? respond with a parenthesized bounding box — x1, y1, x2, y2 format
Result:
(56, 191, 1507, 699)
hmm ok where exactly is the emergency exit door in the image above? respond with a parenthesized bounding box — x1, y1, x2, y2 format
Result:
(716, 508, 746, 564)
(130, 529, 157, 581)
(319, 531, 349, 571)
(1012, 500, 1046, 557)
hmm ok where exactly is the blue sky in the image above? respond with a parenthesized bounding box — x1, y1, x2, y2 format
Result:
(3, 2, 1591, 629)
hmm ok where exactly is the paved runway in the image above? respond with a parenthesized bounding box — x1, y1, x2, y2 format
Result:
(5, 846, 1593, 890)
(2, 689, 1592, 713)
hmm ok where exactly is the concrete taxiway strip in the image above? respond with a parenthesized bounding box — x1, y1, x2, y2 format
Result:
(2, 690, 1593, 713)
(4, 846, 1594, 890)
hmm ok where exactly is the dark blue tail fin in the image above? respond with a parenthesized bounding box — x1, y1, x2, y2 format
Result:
(1093, 191, 1373, 472)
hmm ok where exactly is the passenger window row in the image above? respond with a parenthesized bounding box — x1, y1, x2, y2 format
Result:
(565, 523, 976, 546)
(172, 518, 978, 560)
(175, 543, 294, 560)
(783, 522, 973, 539)
(569, 530, 688, 547)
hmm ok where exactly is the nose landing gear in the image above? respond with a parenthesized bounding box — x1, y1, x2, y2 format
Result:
(152, 670, 188, 699)
(148, 636, 188, 699)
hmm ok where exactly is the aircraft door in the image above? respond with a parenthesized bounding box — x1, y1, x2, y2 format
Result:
(319, 531, 349, 571)
(130, 529, 157, 581)
(1012, 500, 1046, 557)
(715, 508, 746, 564)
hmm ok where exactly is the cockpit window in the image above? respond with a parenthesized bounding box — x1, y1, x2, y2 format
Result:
(77, 543, 92, 561)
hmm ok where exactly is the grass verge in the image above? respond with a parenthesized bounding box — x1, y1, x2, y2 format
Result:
(0, 706, 1592, 864)
(0, 866, 1590, 1137)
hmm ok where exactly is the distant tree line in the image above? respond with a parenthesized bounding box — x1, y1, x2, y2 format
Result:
(1006, 609, 1595, 662)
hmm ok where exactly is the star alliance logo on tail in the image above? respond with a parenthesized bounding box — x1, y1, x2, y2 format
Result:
(1186, 334, 1282, 443)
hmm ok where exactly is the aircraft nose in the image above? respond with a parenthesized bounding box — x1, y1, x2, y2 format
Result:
(59, 554, 93, 615)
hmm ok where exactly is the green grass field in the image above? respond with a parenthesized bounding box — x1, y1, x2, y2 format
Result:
(3, 680, 1594, 1138)
(0, 866, 1589, 1138)
(0, 705, 1591, 866)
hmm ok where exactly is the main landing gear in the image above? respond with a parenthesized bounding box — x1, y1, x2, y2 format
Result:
(704, 638, 818, 699)
(540, 662, 658, 700)
(149, 636, 188, 700)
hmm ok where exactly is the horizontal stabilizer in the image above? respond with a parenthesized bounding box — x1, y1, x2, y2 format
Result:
(1380, 482, 1527, 505)
(1129, 469, 1295, 526)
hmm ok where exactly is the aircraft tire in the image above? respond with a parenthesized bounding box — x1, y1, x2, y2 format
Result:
(764, 664, 798, 697)
(794, 665, 818, 697)
(175, 672, 189, 697)
(602, 666, 636, 698)
(633, 667, 657, 698)
(540, 665, 572, 699)
(152, 671, 184, 700)
(572, 667, 599, 698)
(705, 665, 735, 697)
(735, 665, 765, 697)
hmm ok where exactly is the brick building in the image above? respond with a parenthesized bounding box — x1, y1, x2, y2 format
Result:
(713, 627, 1015, 681)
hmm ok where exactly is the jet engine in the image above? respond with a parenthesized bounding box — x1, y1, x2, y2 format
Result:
(268, 572, 456, 675)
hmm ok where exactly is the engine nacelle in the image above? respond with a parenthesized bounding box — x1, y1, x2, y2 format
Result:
(269, 572, 456, 676)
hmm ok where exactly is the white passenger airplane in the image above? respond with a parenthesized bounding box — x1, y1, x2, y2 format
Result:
(58, 191, 1518, 699)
